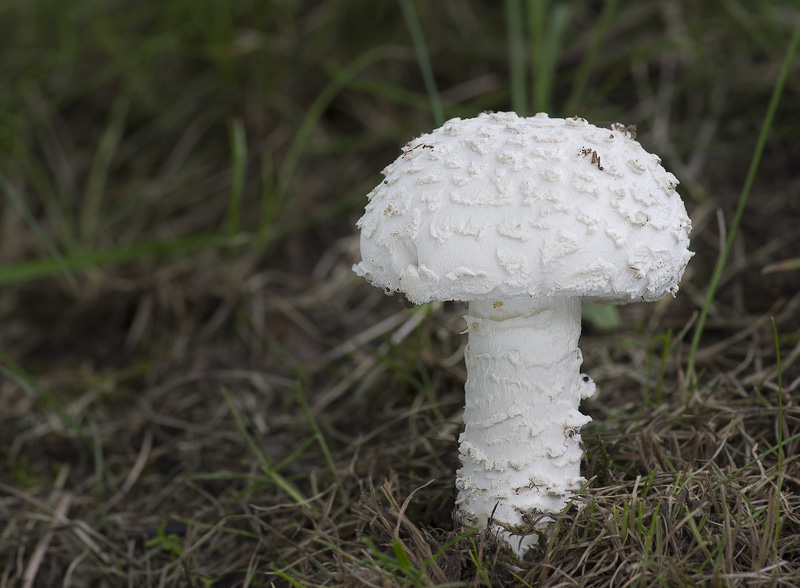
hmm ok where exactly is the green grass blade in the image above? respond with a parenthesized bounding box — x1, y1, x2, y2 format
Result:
(426, 526, 479, 567)
(506, 0, 527, 114)
(259, 150, 277, 232)
(0, 233, 227, 286)
(15, 142, 76, 252)
(0, 173, 77, 288)
(563, 0, 619, 114)
(272, 436, 317, 474)
(227, 118, 246, 237)
(293, 378, 339, 482)
(0, 356, 123, 499)
(468, 539, 494, 588)
(269, 567, 309, 588)
(528, 0, 570, 114)
(686, 20, 800, 387)
(582, 305, 621, 330)
(264, 45, 392, 247)
(391, 539, 419, 582)
(333, 75, 433, 110)
(221, 388, 306, 505)
(509, 571, 535, 588)
(528, 0, 547, 113)
(398, 0, 444, 126)
(0, 361, 88, 446)
(716, 431, 800, 489)
(80, 92, 130, 245)
(655, 329, 673, 405)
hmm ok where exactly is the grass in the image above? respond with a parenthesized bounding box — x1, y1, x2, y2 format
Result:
(1, 0, 800, 586)
(685, 20, 800, 386)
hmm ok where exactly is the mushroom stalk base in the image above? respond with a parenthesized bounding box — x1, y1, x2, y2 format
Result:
(456, 297, 596, 554)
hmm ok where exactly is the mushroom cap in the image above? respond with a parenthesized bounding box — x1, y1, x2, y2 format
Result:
(353, 112, 693, 305)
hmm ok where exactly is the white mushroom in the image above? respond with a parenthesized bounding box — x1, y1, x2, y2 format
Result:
(353, 112, 693, 554)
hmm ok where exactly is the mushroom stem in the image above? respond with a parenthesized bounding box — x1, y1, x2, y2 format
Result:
(456, 296, 596, 550)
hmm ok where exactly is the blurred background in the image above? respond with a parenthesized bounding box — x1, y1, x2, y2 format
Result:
(1, 1, 799, 585)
